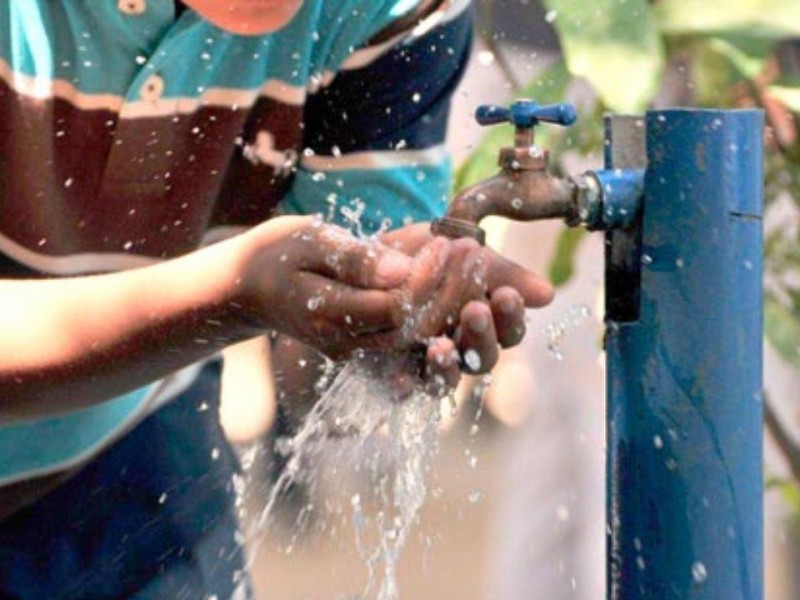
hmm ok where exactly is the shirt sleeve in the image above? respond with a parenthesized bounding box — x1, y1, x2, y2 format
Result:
(279, 0, 474, 235)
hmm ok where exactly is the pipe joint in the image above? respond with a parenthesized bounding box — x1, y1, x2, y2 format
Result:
(575, 168, 644, 231)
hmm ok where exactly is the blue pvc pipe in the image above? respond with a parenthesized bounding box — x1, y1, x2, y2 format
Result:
(605, 109, 764, 599)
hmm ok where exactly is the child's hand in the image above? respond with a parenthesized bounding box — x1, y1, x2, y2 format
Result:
(233, 216, 413, 358)
(382, 223, 554, 382)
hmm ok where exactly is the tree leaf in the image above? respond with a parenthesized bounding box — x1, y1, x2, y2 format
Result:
(706, 36, 773, 79)
(689, 36, 773, 106)
(542, 0, 664, 113)
(654, 0, 800, 38)
(768, 85, 800, 113)
(549, 226, 586, 287)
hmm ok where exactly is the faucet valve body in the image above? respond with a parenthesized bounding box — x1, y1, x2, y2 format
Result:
(434, 100, 581, 243)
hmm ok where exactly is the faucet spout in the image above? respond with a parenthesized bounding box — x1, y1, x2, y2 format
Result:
(446, 170, 577, 225)
(431, 99, 581, 244)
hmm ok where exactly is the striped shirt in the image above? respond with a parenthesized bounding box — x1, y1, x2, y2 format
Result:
(0, 0, 472, 483)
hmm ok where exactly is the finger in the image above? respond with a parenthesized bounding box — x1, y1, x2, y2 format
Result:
(293, 271, 404, 336)
(425, 336, 461, 393)
(300, 223, 413, 289)
(456, 301, 499, 375)
(485, 253, 555, 308)
(415, 239, 487, 337)
(379, 222, 433, 255)
(489, 286, 527, 348)
(403, 236, 451, 301)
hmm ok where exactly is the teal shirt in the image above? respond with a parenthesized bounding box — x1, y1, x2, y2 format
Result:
(0, 0, 472, 483)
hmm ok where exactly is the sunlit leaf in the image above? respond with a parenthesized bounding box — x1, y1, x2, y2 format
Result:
(768, 85, 800, 113)
(654, 0, 800, 38)
(780, 480, 800, 517)
(765, 296, 800, 368)
(549, 226, 586, 287)
(542, 0, 664, 113)
(689, 36, 772, 106)
(706, 36, 772, 79)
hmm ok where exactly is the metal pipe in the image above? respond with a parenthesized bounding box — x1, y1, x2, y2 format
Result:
(605, 109, 764, 599)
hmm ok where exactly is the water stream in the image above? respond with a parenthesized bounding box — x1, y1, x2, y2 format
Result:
(243, 350, 450, 600)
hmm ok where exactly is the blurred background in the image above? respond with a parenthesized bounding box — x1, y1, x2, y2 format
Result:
(220, 1, 800, 598)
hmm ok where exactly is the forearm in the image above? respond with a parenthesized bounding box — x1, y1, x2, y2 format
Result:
(0, 235, 256, 421)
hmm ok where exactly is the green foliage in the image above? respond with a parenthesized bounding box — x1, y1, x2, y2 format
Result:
(549, 227, 586, 287)
(653, 0, 800, 39)
(542, 0, 664, 113)
(689, 36, 772, 106)
(767, 477, 800, 521)
(765, 297, 800, 369)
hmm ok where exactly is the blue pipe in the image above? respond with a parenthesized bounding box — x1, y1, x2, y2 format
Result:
(605, 109, 764, 599)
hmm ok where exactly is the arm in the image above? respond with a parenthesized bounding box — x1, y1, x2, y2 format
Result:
(0, 216, 414, 421)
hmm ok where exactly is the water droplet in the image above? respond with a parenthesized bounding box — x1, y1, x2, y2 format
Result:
(692, 561, 708, 583)
(511, 197, 524, 210)
(307, 296, 324, 311)
(463, 349, 482, 372)
(468, 491, 483, 503)
(636, 555, 646, 570)
(545, 304, 592, 361)
(545, 9, 558, 22)
(412, 92, 421, 103)
(653, 435, 664, 449)
(477, 51, 495, 66)
(158, 492, 168, 504)
(211, 447, 220, 460)
(556, 505, 570, 521)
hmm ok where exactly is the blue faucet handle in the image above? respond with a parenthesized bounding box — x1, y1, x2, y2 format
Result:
(475, 100, 577, 128)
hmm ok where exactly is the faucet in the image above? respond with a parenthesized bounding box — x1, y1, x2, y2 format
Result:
(431, 99, 644, 243)
(432, 100, 581, 244)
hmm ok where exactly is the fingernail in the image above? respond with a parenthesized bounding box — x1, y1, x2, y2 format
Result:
(376, 253, 411, 285)
(470, 313, 490, 333)
(500, 297, 517, 314)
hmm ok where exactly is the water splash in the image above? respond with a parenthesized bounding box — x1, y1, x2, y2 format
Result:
(245, 350, 450, 600)
(544, 303, 592, 361)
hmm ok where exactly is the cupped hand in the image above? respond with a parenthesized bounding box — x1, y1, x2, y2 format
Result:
(382, 223, 555, 382)
(234, 215, 413, 358)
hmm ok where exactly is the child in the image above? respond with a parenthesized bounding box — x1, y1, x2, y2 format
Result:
(0, 1, 553, 597)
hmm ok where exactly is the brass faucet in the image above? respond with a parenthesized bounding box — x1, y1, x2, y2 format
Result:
(432, 100, 581, 244)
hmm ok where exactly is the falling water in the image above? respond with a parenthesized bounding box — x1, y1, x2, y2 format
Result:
(544, 303, 592, 361)
(245, 350, 449, 600)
